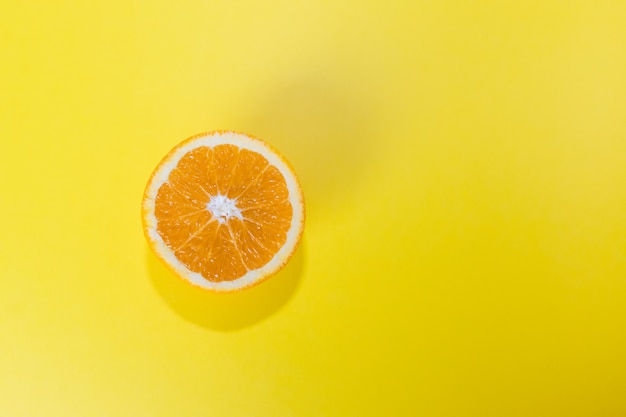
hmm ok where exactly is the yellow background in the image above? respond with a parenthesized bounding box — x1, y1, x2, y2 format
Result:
(2, 1, 626, 416)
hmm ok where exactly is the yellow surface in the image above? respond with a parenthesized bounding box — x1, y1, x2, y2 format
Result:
(2, 1, 626, 416)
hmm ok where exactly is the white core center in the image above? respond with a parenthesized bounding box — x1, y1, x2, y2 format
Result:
(206, 194, 243, 224)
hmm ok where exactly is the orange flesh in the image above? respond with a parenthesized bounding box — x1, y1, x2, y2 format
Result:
(154, 144, 293, 282)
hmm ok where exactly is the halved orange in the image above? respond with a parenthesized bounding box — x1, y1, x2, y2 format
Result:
(142, 131, 305, 292)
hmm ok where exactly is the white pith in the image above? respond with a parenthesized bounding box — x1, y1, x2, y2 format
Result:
(143, 131, 304, 291)
(206, 194, 243, 224)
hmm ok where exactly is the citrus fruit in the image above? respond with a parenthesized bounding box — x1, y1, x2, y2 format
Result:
(142, 131, 305, 292)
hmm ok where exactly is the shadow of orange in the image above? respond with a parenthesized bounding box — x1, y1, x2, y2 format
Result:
(146, 238, 306, 331)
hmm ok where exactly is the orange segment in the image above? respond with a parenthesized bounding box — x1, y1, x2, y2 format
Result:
(142, 131, 305, 292)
